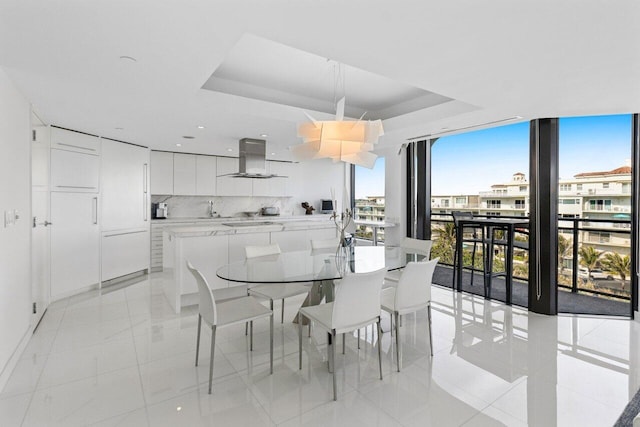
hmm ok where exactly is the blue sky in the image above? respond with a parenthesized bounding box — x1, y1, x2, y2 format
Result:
(354, 114, 632, 198)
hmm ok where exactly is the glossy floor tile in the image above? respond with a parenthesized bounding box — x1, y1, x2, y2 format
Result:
(1, 274, 639, 426)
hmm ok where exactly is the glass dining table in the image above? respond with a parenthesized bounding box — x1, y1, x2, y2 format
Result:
(216, 245, 427, 323)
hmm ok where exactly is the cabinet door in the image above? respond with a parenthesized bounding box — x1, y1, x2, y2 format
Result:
(50, 192, 100, 298)
(51, 149, 100, 192)
(101, 230, 149, 281)
(268, 161, 291, 196)
(251, 162, 270, 196)
(173, 153, 197, 195)
(101, 140, 149, 230)
(150, 151, 174, 195)
(216, 157, 252, 196)
(51, 127, 100, 154)
(196, 155, 216, 195)
(270, 229, 310, 252)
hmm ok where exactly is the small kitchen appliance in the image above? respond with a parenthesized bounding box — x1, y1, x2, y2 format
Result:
(261, 207, 280, 216)
(156, 202, 168, 219)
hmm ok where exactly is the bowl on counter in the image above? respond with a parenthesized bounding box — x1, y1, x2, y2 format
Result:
(243, 211, 260, 218)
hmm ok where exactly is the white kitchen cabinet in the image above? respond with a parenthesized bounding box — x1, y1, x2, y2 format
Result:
(270, 229, 310, 252)
(173, 153, 196, 195)
(228, 232, 270, 263)
(251, 162, 270, 196)
(101, 230, 149, 281)
(150, 151, 174, 194)
(51, 127, 100, 155)
(196, 155, 216, 195)
(50, 192, 100, 298)
(101, 140, 149, 230)
(268, 161, 291, 197)
(286, 162, 303, 199)
(216, 157, 252, 196)
(51, 148, 100, 192)
(308, 227, 338, 242)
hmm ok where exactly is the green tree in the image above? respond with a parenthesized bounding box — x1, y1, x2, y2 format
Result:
(602, 252, 631, 290)
(431, 222, 456, 265)
(578, 246, 603, 276)
(557, 235, 573, 274)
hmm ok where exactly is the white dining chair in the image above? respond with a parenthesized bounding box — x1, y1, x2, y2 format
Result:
(186, 261, 273, 394)
(384, 237, 433, 284)
(297, 267, 387, 401)
(245, 243, 311, 324)
(381, 257, 439, 371)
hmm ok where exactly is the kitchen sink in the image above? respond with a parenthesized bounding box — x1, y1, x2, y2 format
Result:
(222, 221, 282, 227)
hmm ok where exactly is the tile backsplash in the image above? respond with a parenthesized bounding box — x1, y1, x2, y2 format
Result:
(151, 195, 301, 218)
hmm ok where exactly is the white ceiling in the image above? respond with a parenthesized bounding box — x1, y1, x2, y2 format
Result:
(1, 0, 639, 161)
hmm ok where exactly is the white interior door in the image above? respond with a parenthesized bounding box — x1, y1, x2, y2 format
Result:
(31, 120, 50, 325)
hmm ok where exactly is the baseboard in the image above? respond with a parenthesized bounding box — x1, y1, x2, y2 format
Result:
(0, 324, 33, 393)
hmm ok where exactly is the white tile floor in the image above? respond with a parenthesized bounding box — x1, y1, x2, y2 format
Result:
(2, 273, 639, 426)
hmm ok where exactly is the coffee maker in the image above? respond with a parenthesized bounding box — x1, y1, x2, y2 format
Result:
(151, 202, 168, 219)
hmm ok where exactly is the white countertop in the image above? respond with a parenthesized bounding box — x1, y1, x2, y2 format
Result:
(152, 214, 333, 224)
(163, 217, 336, 237)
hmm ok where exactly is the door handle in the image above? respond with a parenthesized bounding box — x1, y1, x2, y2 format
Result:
(92, 197, 98, 224)
(32, 217, 52, 228)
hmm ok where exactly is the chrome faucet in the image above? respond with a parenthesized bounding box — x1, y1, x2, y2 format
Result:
(208, 200, 218, 218)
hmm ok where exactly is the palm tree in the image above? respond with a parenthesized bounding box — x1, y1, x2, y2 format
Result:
(578, 246, 603, 277)
(557, 235, 573, 274)
(432, 222, 456, 264)
(602, 252, 631, 290)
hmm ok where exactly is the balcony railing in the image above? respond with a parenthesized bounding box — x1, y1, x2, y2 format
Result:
(430, 214, 631, 301)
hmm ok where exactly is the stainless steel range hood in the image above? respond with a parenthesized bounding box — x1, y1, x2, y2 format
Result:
(218, 138, 286, 179)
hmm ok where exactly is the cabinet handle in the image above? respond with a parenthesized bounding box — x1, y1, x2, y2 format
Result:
(143, 195, 148, 221)
(92, 197, 98, 224)
(57, 142, 97, 152)
(143, 163, 148, 194)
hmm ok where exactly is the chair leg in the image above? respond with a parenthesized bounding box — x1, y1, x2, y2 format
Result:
(357, 328, 360, 349)
(332, 330, 337, 401)
(270, 313, 274, 374)
(395, 312, 401, 372)
(376, 320, 383, 380)
(342, 333, 345, 354)
(428, 304, 434, 357)
(208, 325, 216, 394)
(308, 321, 311, 337)
(298, 314, 303, 370)
(250, 321, 253, 351)
(245, 290, 250, 336)
(195, 314, 202, 366)
(327, 332, 332, 373)
(281, 299, 285, 323)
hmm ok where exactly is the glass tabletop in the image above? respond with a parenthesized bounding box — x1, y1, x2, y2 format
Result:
(216, 246, 426, 284)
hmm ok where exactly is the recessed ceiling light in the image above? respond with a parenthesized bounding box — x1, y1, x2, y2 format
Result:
(227, 148, 233, 152)
(197, 126, 205, 129)
(271, 152, 276, 156)
(182, 136, 195, 139)
(176, 143, 182, 147)
(260, 134, 268, 138)
(119, 55, 137, 62)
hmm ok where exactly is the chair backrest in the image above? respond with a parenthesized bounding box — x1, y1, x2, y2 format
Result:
(401, 237, 433, 258)
(245, 243, 281, 259)
(451, 211, 473, 227)
(332, 267, 386, 332)
(395, 258, 439, 311)
(186, 261, 217, 325)
(311, 237, 339, 250)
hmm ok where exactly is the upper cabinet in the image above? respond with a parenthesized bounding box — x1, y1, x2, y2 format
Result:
(101, 140, 149, 230)
(173, 153, 196, 195)
(216, 157, 252, 196)
(196, 155, 216, 195)
(51, 127, 100, 155)
(150, 151, 174, 194)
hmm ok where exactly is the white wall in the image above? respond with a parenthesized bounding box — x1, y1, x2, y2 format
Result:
(297, 158, 347, 214)
(0, 68, 32, 382)
(380, 146, 406, 245)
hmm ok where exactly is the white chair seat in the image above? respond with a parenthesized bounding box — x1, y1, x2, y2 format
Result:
(249, 282, 310, 301)
(380, 287, 428, 317)
(383, 270, 402, 283)
(216, 296, 272, 328)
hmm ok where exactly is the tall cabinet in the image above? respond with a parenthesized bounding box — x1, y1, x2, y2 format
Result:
(100, 139, 150, 281)
(50, 128, 101, 299)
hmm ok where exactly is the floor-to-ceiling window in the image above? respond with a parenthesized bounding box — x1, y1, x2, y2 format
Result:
(353, 158, 385, 245)
(430, 122, 530, 306)
(558, 114, 632, 316)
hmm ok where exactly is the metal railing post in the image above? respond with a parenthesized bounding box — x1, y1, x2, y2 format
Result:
(572, 219, 579, 293)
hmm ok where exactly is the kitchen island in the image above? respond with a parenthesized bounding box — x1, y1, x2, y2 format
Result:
(161, 217, 337, 313)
